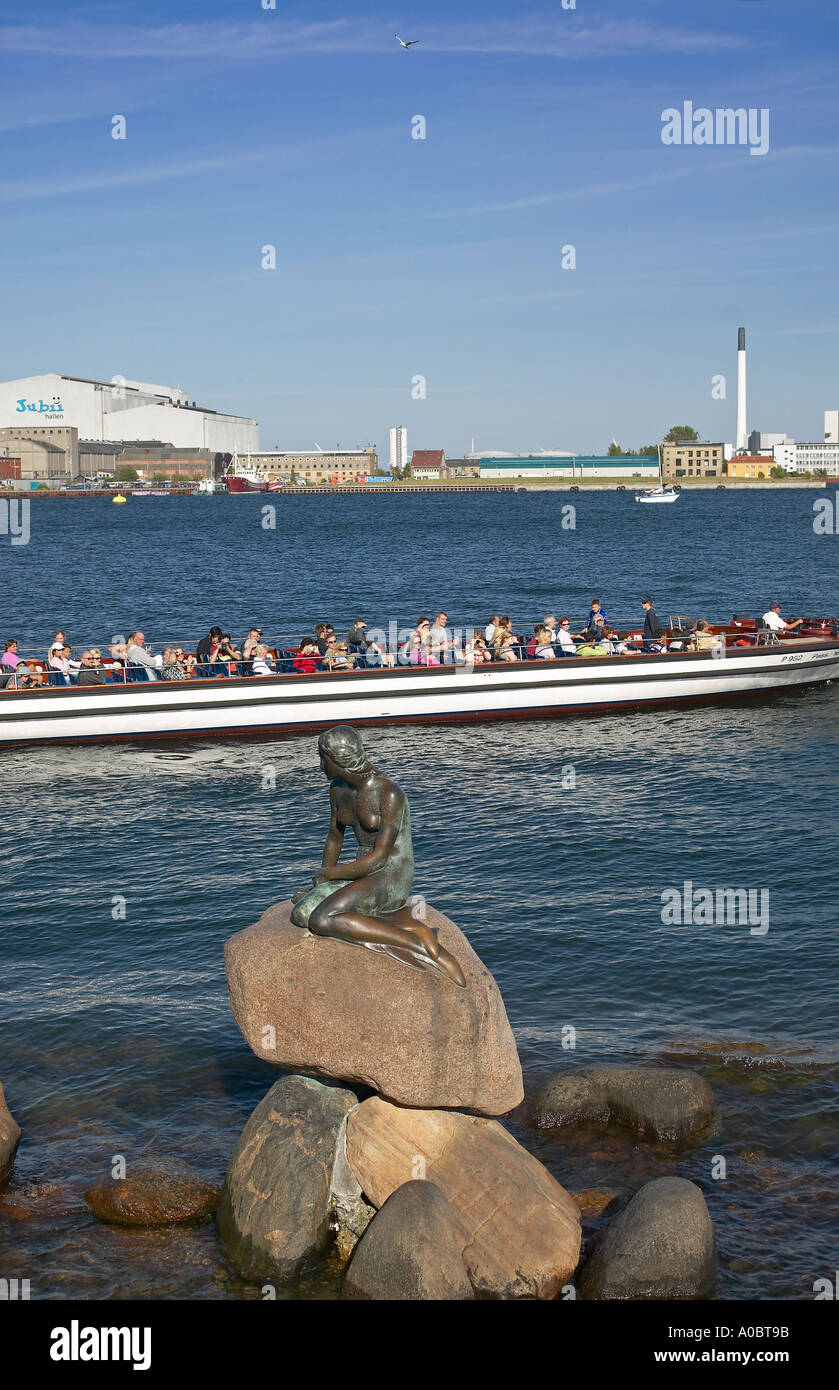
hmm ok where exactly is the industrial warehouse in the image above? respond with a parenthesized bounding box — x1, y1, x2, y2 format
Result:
(0, 372, 258, 483)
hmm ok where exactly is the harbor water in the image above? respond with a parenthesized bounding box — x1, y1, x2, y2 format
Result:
(1, 488, 837, 1299)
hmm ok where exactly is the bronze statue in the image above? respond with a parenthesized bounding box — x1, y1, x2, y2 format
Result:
(291, 726, 465, 986)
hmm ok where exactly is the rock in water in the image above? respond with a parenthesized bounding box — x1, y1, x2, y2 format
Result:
(578, 1176, 716, 1300)
(224, 899, 523, 1115)
(84, 1169, 220, 1226)
(216, 1075, 358, 1284)
(530, 1067, 714, 1144)
(342, 1181, 473, 1301)
(0, 1083, 21, 1186)
(346, 1097, 580, 1299)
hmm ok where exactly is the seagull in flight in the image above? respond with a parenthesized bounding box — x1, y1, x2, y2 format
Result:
(394, 34, 420, 48)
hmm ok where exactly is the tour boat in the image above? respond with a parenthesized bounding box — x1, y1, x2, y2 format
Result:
(1, 624, 838, 747)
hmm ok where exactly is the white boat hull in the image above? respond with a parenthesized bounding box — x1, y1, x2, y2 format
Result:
(1, 645, 838, 747)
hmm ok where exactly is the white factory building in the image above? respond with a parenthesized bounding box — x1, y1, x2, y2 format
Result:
(0, 373, 258, 454)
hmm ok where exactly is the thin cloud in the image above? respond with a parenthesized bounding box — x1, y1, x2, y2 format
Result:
(0, 17, 749, 61)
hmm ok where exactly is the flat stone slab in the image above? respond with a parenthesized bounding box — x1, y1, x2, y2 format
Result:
(225, 899, 523, 1115)
(0, 1083, 21, 1186)
(346, 1096, 581, 1299)
(578, 1176, 716, 1300)
(530, 1067, 715, 1144)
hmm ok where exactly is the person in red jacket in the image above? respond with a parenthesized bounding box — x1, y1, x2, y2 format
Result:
(293, 637, 321, 674)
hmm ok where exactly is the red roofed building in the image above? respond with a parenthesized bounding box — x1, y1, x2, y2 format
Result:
(410, 449, 445, 479)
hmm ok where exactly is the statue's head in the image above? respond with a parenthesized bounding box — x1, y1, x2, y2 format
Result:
(318, 725, 370, 777)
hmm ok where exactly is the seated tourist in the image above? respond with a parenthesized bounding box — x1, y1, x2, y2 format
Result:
(346, 618, 370, 651)
(687, 620, 723, 652)
(196, 626, 223, 660)
(12, 662, 40, 689)
(240, 628, 263, 666)
(575, 628, 609, 658)
(49, 644, 77, 684)
(316, 623, 336, 655)
(556, 617, 577, 654)
(407, 618, 439, 666)
(252, 643, 277, 676)
(48, 630, 68, 660)
(2, 639, 20, 670)
(534, 625, 556, 659)
(125, 631, 159, 680)
(109, 634, 128, 662)
(497, 633, 520, 663)
(217, 634, 241, 671)
(159, 646, 184, 681)
(600, 627, 629, 655)
(484, 614, 500, 643)
(364, 635, 394, 668)
(293, 638, 321, 674)
(327, 641, 355, 671)
(762, 603, 803, 634)
(77, 650, 109, 686)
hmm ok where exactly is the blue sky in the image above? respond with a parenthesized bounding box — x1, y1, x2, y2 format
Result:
(2, 0, 838, 456)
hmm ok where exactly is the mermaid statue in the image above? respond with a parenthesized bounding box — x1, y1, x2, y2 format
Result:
(290, 726, 465, 986)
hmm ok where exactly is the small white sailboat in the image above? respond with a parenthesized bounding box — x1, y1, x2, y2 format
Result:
(636, 447, 680, 503)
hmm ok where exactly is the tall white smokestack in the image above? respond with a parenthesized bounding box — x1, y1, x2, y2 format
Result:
(736, 326, 747, 451)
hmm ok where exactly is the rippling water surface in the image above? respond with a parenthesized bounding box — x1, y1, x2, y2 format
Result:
(1, 490, 837, 1299)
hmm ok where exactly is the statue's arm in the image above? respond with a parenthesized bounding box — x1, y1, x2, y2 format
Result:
(320, 787, 345, 869)
(321, 786, 401, 882)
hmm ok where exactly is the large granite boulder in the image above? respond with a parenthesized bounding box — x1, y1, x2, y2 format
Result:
(0, 1083, 21, 1186)
(578, 1176, 716, 1300)
(530, 1067, 714, 1144)
(85, 1168, 219, 1227)
(216, 1075, 359, 1284)
(225, 899, 523, 1115)
(346, 1096, 580, 1299)
(342, 1181, 473, 1301)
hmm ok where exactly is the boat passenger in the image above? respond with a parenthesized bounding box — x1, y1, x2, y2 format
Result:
(327, 642, 355, 671)
(172, 647, 197, 678)
(125, 631, 159, 680)
(575, 628, 608, 658)
(641, 596, 664, 650)
(407, 618, 438, 665)
(497, 633, 520, 663)
(159, 646, 185, 681)
(77, 650, 109, 686)
(347, 618, 370, 651)
(12, 663, 40, 689)
(762, 603, 803, 634)
(543, 615, 558, 639)
(429, 612, 450, 663)
(534, 626, 556, 659)
(241, 628, 262, 664)
(484, 614, 500, 642)
(556, 617, 577, 655)
(196, 626, 223, 660)
(687, 620, 723, 652)
(252, 644, 277, 676)
(48, 631, 67, 660)
(2, 639, 19, 670)
(587, 599, 609, 630)
(49, 644, 79, 684)
(109, 635, 127, 662)
(316, 624, 336, 656)
(293, 638, 321, 675)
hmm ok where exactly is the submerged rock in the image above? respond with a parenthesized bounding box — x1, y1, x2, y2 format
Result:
(0, 1083, 21, 1186)
(216, 1075, 358, 1284)
(346, 1096, 580, 1299)
(530, 1067, 714, 1144)
(578, 1176, 716, 1300)
(342, 1181, 473, 1301)
(84, 1167, 220, 1227)
(224, 899, 523, 1116)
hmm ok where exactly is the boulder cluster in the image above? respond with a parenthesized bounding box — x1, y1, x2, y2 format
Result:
(215, 897, 718, 1299)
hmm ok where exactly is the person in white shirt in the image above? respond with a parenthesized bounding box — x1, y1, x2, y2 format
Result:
(762, 604, 803, 634)
(556, 616, 577, 654)
(252, 643, 277, 676)
(484, 614, 500, 643)
(125, 631, 159, 680)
